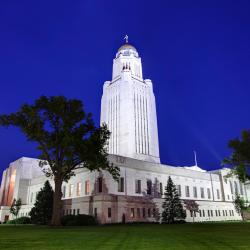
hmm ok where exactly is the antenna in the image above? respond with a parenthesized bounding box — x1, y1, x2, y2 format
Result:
(194, 150, 198, 166)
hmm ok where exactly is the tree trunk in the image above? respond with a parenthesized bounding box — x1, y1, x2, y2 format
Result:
(51, 177, 63, 226)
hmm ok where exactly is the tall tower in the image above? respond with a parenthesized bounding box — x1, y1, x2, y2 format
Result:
(100, 39, 160, 163)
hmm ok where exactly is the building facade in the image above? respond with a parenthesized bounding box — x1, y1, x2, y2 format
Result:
(0, 42, 248, 223)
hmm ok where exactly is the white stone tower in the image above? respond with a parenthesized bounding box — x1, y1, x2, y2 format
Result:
(100, 39, 160, 163)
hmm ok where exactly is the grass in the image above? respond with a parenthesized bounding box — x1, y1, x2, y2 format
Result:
(0, 222, 250, 250)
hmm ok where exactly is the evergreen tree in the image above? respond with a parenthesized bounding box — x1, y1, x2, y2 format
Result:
(162, 177, 186, 223)
(29, 180, 54, 225)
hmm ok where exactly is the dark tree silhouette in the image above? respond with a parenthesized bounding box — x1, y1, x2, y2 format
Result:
(29, 180, 54, 224)
(162, 177, 186, 223)
(10, 198, 22, 224)
(233, 195, 246, 220)
(0, 96, 120, 226)
(223, 130, 250, 182)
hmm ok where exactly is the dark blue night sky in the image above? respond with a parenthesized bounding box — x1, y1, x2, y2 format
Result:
(0, 1, 249, 177)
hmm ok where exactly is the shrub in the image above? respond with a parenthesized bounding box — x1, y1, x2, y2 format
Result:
(61, 214, 97, 226)
(7, 216, 31, 224)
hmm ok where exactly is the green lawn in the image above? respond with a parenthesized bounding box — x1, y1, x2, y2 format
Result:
(0, 223, 250, 250)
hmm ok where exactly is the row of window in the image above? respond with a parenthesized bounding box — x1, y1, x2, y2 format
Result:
(229, 180, 244, 195)
(60, 177, 222, 201)
(191, 209, 235, 218)
(62, 180, 90, 198)
(130, 207, 157, 218)
(63, 208, 80, 216)
(183, 186, 220, 200)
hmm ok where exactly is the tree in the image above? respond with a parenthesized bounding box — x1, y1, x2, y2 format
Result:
(223, 130, 250, 182)
(184, 200, 199, 222)
(0, 96, 120, 226)
(233, 195, 246, 220)
(10, 198, 22, 224)
(161, 177, 186, 223)
(29, 180, 54, 225)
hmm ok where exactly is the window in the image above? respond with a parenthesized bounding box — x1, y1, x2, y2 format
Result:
(218, 210, 221, 216)
(216, 189, 220, 199)
(73, 209, 76, 215)
(98, 177, 103, 193)
(94, 208, 97, 218)
(222, 210, 225, 216)
(190, 211, 193, 217)
(177, 185, 181, 197)
(225, 210, 227, 216)
(185, 186, 190, 197)
(85, 180, 90, 195)
(232, 210, 234, 216)
(135, 180, 141, 194)
(153, 208, 156, 217)
(193, 186, 197, 198)
(215, 210, 218, 216)
(199, 210, 202, 217)
(137, 208, 141, 218)
(142, 208, 146, 218)
(30, 192, 33, 203)
(207, 188, 211, 199)
(148, 208, 151, 217)
(208, 210, 210, 217)
(203, 210, 205, 217)
(77, 209, 80, 215)
(62, 186, 66, 198)
(240, 182, 244, 195)
(210, 210, 213, 217)
(131, 208, 135, 218)
(147, 180, 152, 195)
(230, 181, 233, 194)
(76, 182, 82, 196)
(118, 177, 124, 192)
(234, 181, 238, 194)
(160, 183, 163, 196)
(200, 188, 205, 198)
(69, 184, 74, 197)
(108, 208, 111, 218)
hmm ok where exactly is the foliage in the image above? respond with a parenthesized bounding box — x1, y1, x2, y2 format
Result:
(184, 200, 199, 222)
(161, 177, 186, 223)
(29, 180, 54, 225)
(61, 214, 97, 226)
(7, 216, 31, 224)
(223, 130, 250, 182)
(233, 195, 246, 217)
(184, 200, 199, 212)
(0, 96, 120, 226)
(10, 198, 22, 220)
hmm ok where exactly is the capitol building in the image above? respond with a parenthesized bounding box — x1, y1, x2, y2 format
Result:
(0, 41, 249, 223)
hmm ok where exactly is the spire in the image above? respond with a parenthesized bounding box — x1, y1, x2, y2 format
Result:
(194, 150, 198, 166)
(124, 34, 128, 43)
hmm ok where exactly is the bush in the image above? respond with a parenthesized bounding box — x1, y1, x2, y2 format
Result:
(61, 214, 97, 226)
(7, 216, 31, 224)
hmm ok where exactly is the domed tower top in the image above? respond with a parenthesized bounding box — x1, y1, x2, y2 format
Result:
(116, 35, 139, 58)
